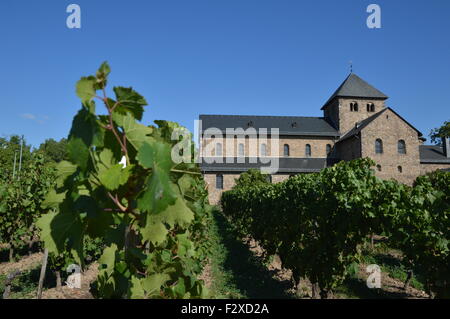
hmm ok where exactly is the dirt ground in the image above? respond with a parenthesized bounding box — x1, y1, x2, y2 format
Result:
(0, 252, 99, 299)
(239, 237, 429, 299)
(39, 263, 99, 299)
(0, 252, 43, 275)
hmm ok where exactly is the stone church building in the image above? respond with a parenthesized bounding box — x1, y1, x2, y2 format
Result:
(199, 73, 450, 204)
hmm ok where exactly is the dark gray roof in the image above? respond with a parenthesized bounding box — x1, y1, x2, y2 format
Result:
(322, 73, 388, 109)
(419, 145, 450, 163)
(338, 107, 423, 141)
(338, 108, 388, 142)
(200, 157, 338, 173)
(199, 115, 339, 137)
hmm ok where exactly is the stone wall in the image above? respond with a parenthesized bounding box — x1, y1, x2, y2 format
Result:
(201, 136, 336, 158)
(420, 163, 450, 175)
(335, 135, 361, 161)
(360, 108, 421, 185)
(337, 98, 386, 134)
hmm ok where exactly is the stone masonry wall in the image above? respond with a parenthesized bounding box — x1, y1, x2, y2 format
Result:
(360, 108, 421, 185)
(337, 98, 386, 134)
(202, 136, 336, 158)
(420, 163, 450, 175)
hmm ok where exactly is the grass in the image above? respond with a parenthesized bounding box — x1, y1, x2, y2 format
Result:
(361, 245, 425, 291)
(207, 209, 293, 299)
(0, 259, 58, 299)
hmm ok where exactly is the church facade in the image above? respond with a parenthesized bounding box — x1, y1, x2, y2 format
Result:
(198, 73, 450, 204)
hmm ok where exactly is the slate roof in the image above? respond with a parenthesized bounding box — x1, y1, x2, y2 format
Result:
(419, 145, 450, 163)
(338, 107, 423, 142)
(200, 157, 338, 173)
(322, 73, 388, 109)
(199, 115, 339, 137)
(338, 108, 388, 142)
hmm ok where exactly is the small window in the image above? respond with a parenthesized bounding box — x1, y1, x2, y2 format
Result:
(260, 143, 267, 157)
(305, 144, 311, 157)
(284, 144, 290, 157)
(398, 166, 403, 173)
(377, 165, 382, 172)
(216, 143, 222, 156)
(238, 143, 244, 156)
(326, 144, 332, 155)
(350, 102, 359, 112)
(398, 140, 406, 154)
(216, 174, 223, 189)
(375, 139, 383, 154)
(367, 103, 375, 112)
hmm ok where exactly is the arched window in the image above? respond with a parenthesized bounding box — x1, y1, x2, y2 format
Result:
(238, 143, 244, 156)
(367, 103, 375, 112)
(350, 102, 359, 112)
(375, 139, 383, 154)
(260, 143, 267, 157)
(305, 144, 311, 157)
(326, 144, 332, 155)
(398, 140, 406, 154)
(377, 164, 382, 172)
(398, 166, 403, 173)
(284, 144, 290, 157)
(216, 143, 222, 156)
(216, 174, 223, 189)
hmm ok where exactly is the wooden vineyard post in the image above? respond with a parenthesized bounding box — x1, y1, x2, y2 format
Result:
(37, 248, 49, 299)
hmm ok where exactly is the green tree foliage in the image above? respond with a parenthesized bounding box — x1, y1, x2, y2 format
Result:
(430, 120, 450, 144)
(37, 138, 69, 163)
(0, 153, 55, 260)
(36, 62, 213, 299)
(233, 169, 270, 190)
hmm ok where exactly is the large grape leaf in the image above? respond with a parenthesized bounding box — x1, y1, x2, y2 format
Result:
(112, 113, 153, 150)
(55, 161, 78, 188)
(141, 220, 168, 245)
(76, 76, 96, 104)
(98, 164, 132, 191)
(67, 138, 89, 171)
(36, 211, 84, 265)
(113, 86, 148, 121)
(137, 141, 177, 214)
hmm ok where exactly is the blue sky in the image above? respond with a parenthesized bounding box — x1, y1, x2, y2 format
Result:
(0, 0, 449, 148)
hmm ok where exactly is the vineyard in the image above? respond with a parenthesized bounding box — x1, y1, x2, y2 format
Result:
(221, 160, 450, 298)
(0, 63, 449, 299)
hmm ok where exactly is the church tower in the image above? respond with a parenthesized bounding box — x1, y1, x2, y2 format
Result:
(322, 73, 388, 134)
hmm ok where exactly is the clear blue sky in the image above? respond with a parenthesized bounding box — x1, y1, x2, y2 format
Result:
(0, 0, 449, 148)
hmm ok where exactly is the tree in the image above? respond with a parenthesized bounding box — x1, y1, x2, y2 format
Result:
(430, 120, 450, 144)
(36, 138, 69, 163)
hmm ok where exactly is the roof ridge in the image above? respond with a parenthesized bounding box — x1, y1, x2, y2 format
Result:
(199, 114, 325, 119)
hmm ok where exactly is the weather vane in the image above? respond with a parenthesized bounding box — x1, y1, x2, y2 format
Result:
(349, 60, 353, 73)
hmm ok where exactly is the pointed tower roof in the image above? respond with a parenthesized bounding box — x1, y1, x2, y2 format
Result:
(321, 73, 388, 109)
